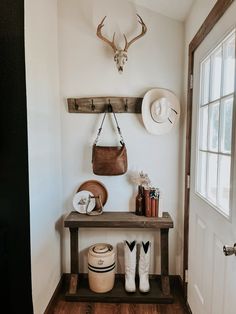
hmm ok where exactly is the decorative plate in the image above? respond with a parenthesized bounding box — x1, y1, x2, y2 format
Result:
(72, 190, 96, 214)
(77, 180, 108, 210)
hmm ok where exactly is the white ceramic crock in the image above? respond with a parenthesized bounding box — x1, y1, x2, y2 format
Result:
(88, 243, 115, 293)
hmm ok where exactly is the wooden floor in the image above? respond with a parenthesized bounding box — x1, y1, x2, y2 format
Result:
(48, 276, 190, 314)
(51, 302, 189, 314)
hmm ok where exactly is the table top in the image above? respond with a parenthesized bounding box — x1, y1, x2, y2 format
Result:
(64, 211, 174, 229)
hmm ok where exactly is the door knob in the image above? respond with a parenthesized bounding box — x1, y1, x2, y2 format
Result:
(223, 243, 236, 256)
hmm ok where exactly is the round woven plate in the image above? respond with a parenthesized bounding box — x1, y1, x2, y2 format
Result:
(77, 180, 108, 210)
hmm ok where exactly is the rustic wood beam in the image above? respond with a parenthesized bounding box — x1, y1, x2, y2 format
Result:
(67, 97, 143, 113)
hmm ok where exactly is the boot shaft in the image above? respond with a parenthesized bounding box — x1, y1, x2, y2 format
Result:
(139, 241, 151, 274)
(124, 240, 137, 293)
(124, 240, 137, 272)
(139, 241, 151, 293)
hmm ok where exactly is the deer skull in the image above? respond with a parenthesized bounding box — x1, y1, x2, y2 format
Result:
(96, 14, 147, 74)
(114, 50, 128, 73)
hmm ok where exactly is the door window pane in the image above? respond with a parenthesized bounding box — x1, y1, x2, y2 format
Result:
(207, 153, 218, 204)
(208, 102, 219, 152)
(199, 106, 208, 150)
(220, 97, 233, 154)
(210, 48, 222, 101)
(223, 35, 235, 96)
(218, 155, 231, 215)
(197, 151, 207, 197)
(201, 58, 210, 105)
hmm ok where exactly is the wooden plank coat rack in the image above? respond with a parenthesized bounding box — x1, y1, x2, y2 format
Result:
(67, 97, 143, 113)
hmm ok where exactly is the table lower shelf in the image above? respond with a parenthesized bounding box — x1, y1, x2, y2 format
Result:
(65, 274, 173, 304)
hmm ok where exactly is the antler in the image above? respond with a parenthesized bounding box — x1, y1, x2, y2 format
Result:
(124, 14, 147, 52)
(96, 16, 117, 53)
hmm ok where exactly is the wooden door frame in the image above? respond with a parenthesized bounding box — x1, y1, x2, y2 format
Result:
(183, 0, 234, 298)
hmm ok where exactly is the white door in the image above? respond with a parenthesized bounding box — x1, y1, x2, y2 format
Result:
(188, 3, 236, 314)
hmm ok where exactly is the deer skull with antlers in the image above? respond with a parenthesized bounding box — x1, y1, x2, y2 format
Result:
(96, 14, 147, 74)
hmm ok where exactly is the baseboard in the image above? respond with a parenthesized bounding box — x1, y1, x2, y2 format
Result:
(175, 275, 192, 314)
(186, 301, 193, 314)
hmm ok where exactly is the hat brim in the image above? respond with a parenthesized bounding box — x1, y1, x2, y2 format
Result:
(141, 88, 180, 135)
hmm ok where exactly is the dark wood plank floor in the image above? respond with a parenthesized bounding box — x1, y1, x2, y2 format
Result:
(47, 276, 190, 314)
(51, 302, 188, 314)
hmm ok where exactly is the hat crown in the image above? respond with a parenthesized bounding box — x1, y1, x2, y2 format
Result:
(151, 97, 171, 123)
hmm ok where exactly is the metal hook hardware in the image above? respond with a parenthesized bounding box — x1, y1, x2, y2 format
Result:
(74, 104, 79, 111)
(107, 100, 113, 112)
(91, 99, 95, 111)
(124, 99, 128, 112)
(223, 243, 236, 256)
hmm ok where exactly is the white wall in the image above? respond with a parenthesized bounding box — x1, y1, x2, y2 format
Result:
(25, 1, 63, 313)
(58, 0, 184, 276)
(185, 0, 217, 44)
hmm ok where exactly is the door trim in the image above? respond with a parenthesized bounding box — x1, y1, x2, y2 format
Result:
(183, 0, 234, 298)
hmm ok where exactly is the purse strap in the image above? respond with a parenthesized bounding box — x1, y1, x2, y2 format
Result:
(94, 106, 125, 145)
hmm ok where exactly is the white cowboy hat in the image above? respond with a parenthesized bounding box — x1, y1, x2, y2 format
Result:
(142, 88, 180, 135)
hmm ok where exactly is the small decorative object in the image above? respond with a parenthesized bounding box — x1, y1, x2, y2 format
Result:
(142, 88, 180, 135)
(144, 188, 151, 217)
(130, 170, 151, 188)
(150, 188, 160, 217)
(135, 185, 144, 216)
(139, 171, 151, 189)
(72, 190, 96, 214)
(96, 14, 147, 73)
(88, 243, 115, 293)
(143, 187, 160, 217)
(85, 195, 103, 216)
(130, 171, 161, 217)
(77, 180, 108, 211)
(92, 105, 128, 176)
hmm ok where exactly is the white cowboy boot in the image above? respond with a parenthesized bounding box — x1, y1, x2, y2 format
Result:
(124, 240, 137, 293)
(139, 241, 151, 293)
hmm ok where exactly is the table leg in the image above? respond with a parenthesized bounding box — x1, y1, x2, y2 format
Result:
(160, 228, 170, 296)
(68, 227, 79, 294)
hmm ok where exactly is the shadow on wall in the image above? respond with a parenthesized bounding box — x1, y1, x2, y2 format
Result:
(63, 0, 142, 44)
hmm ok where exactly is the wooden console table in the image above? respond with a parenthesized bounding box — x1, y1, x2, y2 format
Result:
(64, 211, 174, 303)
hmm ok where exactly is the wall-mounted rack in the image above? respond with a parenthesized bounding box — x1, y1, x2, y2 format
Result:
(67, 97, 143, 113)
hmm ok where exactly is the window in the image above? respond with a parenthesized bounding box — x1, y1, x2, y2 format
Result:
(196, 29, 235, 217)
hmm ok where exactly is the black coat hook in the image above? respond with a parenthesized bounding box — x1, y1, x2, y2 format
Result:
(124, 99, 128, 112)
(91, 99, 95, 111)
(107, 99, 113, 112)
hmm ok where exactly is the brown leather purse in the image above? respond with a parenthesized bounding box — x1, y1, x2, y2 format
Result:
(92, 107, 128, 176)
